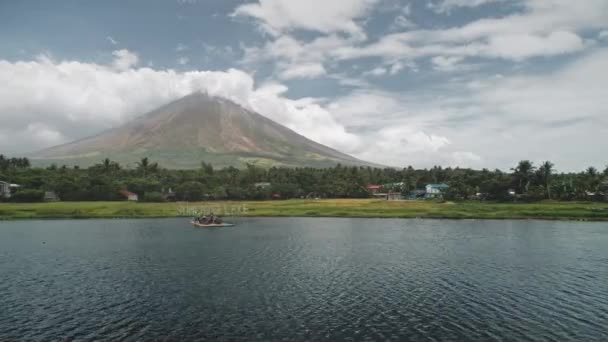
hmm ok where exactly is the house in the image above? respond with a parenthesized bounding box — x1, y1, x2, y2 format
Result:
(0, 182, 20, 198)
(425, 183, 449, 198)
(254, 182, 271, 189)
(473, 192, 488, 200)
(406, 189, 427, 200)
(366, 184, 402, 201)
(161, 187, 176, 201)
(382, 182, 405, 191)
(119, 190, 138, 201)
(0, 181, 10, 198)
(386, 192, 402, 201)
(44, 191, 60, 202)
(366, 184, 381, 195)
(585, 191, 603, 201)
(165, 187, 176, 201)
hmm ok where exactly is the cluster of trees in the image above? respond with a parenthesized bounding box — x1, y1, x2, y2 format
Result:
(0, 155, 30, 171)
(441, 160, 608, 201)
(1, 155, 607, 202)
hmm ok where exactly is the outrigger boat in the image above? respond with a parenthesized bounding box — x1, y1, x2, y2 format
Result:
(190, 221, 234, 228)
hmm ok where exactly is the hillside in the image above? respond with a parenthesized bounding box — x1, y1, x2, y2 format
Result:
(30, 93, 377, 169)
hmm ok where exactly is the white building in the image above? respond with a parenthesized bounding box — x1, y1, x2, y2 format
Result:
(425, 183, 449, 198)
(0, 181, 10, 198)
(119, 190, 139, 201)
(44, 191, 60, 201)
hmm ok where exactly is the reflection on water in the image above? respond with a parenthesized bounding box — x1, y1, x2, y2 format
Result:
(1, 218, 607, 340)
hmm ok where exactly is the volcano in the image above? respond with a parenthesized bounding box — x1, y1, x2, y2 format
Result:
(31, 92, 376, 169)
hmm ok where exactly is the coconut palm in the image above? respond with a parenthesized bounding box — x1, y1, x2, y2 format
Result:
(537, 161, 554, 199)
(100, 158, 120, 173)
(136, 157, 150, 177)
(512, 160, 535, 194)
(136, 157, 159, 177)
(585, 166, 600, 192)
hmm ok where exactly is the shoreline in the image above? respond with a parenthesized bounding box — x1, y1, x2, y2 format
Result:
(0, 215, 606, 222)
(1, 199, 608, 222)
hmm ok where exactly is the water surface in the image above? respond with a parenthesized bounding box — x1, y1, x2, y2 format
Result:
(1, 218, 607, 340)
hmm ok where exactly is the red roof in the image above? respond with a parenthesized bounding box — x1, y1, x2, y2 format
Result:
(119, 190, 137, 197)
(366, 185, 381, 189)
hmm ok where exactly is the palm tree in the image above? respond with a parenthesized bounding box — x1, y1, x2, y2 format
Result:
(0, 154, 7, 171)
(538, 161, 554, 199)
(100, 158, 120, 173)
(512, 160, 535, 194)
(101, 158, 112, 173)
(585, 166, 600, 192)
(201, 161, 214, 175)
(137, 157, 150, 177)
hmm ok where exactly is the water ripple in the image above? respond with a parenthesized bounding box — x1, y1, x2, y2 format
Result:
(1, 218, 607, 341)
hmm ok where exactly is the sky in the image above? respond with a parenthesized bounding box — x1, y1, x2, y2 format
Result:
(0, 0, 607, 171)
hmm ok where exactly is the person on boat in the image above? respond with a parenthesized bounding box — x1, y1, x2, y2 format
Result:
(208, 213, 215, 224)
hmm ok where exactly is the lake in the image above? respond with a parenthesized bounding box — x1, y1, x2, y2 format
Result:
(1, 218, 607, 341)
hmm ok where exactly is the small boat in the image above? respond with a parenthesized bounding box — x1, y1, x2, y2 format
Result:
(191, 221, 234, 228)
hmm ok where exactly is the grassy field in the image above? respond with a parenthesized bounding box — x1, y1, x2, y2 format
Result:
(1, 199, 608, 221)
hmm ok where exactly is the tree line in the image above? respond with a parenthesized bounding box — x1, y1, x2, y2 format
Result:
(1, 155, 607, 202)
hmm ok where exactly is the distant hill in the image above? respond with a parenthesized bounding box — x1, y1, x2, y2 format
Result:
(30, 93, 379, 169)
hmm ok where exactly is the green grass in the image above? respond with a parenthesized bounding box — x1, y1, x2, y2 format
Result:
(1, 199, 608, 221)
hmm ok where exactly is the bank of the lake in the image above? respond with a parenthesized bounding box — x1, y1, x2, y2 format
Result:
(1, 199, 608, 221)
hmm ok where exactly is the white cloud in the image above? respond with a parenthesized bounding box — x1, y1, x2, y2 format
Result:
(391, 4, 416, 30)
(471, 49, 608, 123)
(354, 127, 452, 167)
(177, 56, 189, 65)
(232, 0, 378, 38)
(363, 67, 387, 77)
(235, 0, 607, 86)
(330, 74, 372, 88)
(328, 0, 606, 64)
(2, 45, 608, 170)
(432, 56, 464, 71)
(430, 0, 506, 14)
(106, 36, 118, 45)
(242, 33, 356, 66)
(483, 31, 584, 60)
(175, 43, 188, 52)
(389, 61, 405, 75)
(392, 15, 416, 30)
(599, 30, 608, 40)
(452, 151, 482, 166)
(112, 49, 139, 70)
(279, 62, 326, 79)
(394, 60, 420, 74)
(433, 0, 608, 41)
(0, 55, 357, 156)
(333, 29, 587, 62)
(324, 48, 608, 169)
(26, 122, 67, 146)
